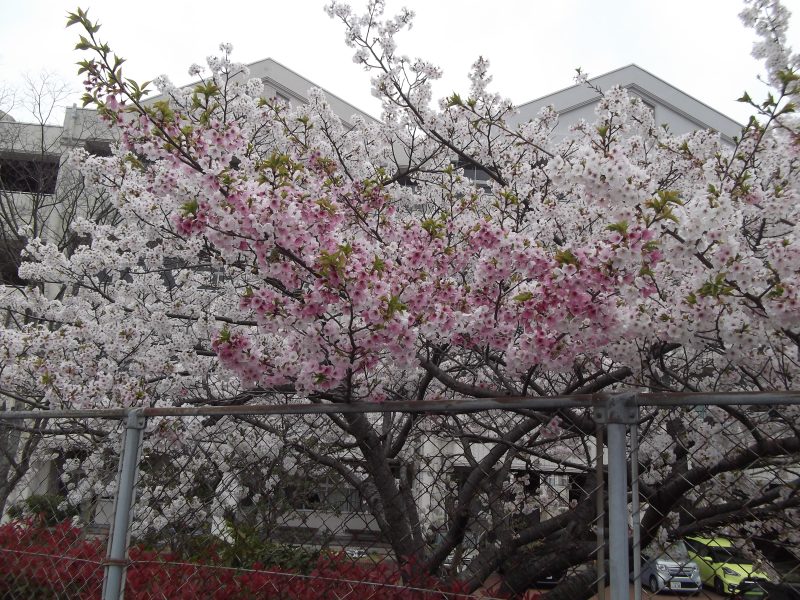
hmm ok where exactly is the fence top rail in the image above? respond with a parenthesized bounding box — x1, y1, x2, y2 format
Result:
(0, 390, 799, 420)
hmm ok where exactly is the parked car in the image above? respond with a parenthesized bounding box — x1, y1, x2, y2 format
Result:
(684, 536, 770, 597)
(638, 540, 703, 594)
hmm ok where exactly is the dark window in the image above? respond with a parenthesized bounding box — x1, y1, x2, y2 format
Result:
(569, 473, 588, 503)
(203, 268, 226, 289)
(0, 238, 25, 285)
(687, 540, 708, 557)
(158, 250, 231, 291)
(161, 256, 184, 290)
(517, 471, 541, 496)
(94, 269, 113, 285)
(287, 474, 366, 513)
(396, 171, 417, 188)
(84, 140, 112, 157)
(0, 154, 59, 194)
(455, 159, 491, 183)
(711, 547, 752, 565)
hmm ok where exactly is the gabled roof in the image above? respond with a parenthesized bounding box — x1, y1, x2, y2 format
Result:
(513, 64, 743, 144)
(143, 57, 378, 129)
(241, 57, 380, 127)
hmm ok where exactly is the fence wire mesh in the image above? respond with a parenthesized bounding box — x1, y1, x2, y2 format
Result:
(0, 415, 123, 599)
(0, 396, 798, 600)
(631, 403, 800, 600)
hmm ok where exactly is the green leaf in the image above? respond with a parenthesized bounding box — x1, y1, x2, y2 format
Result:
(74, 35, 93, 51)
(513, 291, 534, 303)
(555, 249, 580, 268)
(767, 284, 785, 299)
(421, 218, 444, 238)
(180, 199, 199, 216)
(315, 198, 337, 215)
(642, 240, 660, 252)
(152, 99, 175, 121)
(776, 69, 799, 86)
(318, 246, 350, 278)
(606, 221, 628, 236)
(698, 273, 733, 298)
(446, 93, 463, 108)
(384, 294, 407, 318)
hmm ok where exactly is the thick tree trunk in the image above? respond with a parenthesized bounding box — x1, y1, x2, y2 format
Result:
(499, 540, 597, 598)
(0, 422, 22, 515)
(540, 565, 599, 600)
(0, 416, 32, 517)
(343, 412, 424, 563)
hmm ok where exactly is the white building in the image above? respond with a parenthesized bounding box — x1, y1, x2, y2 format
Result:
(511, 63, 741, 144)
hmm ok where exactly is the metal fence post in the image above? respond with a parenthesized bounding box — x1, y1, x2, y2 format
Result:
(630, 420, 641, 600)
(594, 393, 638, 600)
(102, 409, 146, 600)
(595, 422, 606, 600)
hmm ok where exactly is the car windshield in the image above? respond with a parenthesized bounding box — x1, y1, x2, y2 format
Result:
(661, 542, 690, 561)
(711, 548, 752, 565)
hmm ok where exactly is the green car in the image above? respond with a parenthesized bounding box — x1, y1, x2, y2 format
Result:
(684, 536, 770, 597)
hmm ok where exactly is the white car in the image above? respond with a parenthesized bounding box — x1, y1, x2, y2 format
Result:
(639, 541, 703, 595)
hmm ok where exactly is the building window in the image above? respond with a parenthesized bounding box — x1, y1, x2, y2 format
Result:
(203, 268, 227, 289)
(196, 248, 229, 290)
(455, 159, 492, 184)
(395, 171, 417, 188)
(0, 154, 59, 195)
(546, 473, 570, 488)
(288, 475, 366, 513)
(84, 140, 112, 157)
(0, 237, 25, 285)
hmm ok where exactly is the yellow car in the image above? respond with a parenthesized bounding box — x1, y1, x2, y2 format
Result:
(684, 536, 770, 597)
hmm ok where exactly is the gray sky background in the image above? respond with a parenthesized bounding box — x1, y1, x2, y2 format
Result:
(1, 0, 799, 126)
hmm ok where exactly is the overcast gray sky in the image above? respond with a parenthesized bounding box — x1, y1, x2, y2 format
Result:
(1, 0, 799, 126)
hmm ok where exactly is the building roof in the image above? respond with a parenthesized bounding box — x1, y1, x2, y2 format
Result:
(4, 63, 744, 152)
(142, 57, 379, 129)
(513, 64, 743, 144)
(245, 57, 379, 127)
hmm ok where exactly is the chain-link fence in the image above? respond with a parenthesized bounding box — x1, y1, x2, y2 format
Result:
(629, 394, 800, 600)
(1, 392, 798, 599)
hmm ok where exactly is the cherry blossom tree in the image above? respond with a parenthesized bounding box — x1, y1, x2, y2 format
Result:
(0, 74, 120, 515)
(1, 0, 799, 597)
